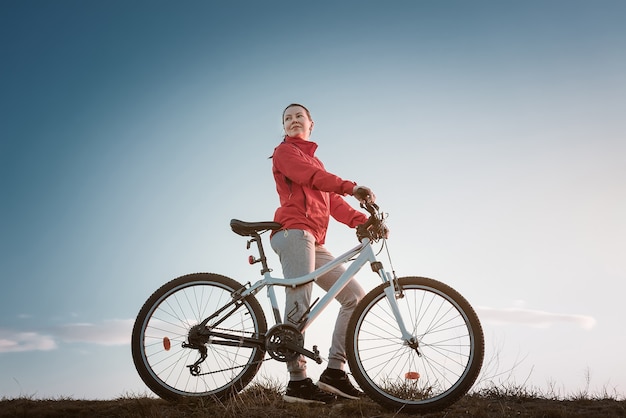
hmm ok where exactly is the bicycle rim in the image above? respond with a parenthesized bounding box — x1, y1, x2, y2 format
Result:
(132, 273, 267, 400)
(347, 276, 484, 413)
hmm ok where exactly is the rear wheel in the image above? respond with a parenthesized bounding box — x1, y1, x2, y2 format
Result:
(347, 276, 484, 413)
(131, 273, 267, 401)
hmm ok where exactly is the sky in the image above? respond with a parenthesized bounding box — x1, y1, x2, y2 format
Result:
(1, 0, 625, 400)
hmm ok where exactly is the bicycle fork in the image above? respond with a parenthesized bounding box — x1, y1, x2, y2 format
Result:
(374, 264, 422, 355)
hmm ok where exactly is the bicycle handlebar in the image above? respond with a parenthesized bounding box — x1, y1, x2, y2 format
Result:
(356, 202, 386, 242)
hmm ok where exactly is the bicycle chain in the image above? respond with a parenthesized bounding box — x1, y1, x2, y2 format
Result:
(186, 325, 269, 377)
(191, 356, 272, 377)
(185, 325, 328, 377)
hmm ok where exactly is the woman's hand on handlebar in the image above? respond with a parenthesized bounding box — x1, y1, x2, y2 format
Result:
(353, 185, 375, 204)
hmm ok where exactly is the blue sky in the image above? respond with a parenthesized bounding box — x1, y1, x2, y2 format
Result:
(1, 0, 625, 399)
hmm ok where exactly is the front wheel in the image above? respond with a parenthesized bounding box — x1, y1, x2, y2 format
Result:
(131, 273, 267, 401)
(346, 276, 484, 413)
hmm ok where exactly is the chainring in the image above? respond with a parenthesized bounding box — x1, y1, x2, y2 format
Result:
(265, 323, 304, 362)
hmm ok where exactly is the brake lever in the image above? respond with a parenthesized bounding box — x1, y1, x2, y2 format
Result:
(360, 201, 379, 214)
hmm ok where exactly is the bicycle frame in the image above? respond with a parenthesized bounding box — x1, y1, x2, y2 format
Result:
(238, 236, 414, 344)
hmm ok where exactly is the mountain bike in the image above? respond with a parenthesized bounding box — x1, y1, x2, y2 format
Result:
(131, 202, 484, 413)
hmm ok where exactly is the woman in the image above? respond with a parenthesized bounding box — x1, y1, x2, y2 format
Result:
(270, 103, 375, 404)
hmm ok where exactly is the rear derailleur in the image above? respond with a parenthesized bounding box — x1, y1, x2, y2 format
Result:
(182, 324, 209, 376)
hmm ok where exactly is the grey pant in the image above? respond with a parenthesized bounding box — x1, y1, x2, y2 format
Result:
(270, 229, 365, 380)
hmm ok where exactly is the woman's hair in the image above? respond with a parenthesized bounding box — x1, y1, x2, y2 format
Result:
(282, 103, 312, 123)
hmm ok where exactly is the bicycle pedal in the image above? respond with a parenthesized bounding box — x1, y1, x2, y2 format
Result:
(312, 345, 322, 364)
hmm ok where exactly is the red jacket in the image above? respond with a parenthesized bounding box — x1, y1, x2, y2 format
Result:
(272, 136, 368, 244)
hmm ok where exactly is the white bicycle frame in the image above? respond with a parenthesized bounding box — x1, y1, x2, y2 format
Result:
(237, 237, 415, 343)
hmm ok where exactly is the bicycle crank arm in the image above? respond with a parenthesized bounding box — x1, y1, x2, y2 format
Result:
(282, 342, 322, 364)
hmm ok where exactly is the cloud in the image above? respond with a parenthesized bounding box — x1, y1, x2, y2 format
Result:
(54, 319, 133, 346)
(476, 305, 597, 330)
(0, 319, 134, 353)
(0, 330, 57, 353)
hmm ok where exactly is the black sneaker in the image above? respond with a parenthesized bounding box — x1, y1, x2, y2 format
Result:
(317, 368, 364, 400)
(283, 378, 337, 404)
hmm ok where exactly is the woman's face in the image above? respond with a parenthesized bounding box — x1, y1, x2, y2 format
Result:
(283, 105, 314, 140)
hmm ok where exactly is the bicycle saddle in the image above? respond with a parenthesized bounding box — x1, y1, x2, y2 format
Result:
(230, 219, 282, 236)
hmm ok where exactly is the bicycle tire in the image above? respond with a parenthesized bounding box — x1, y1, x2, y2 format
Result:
(131, 273, 267, 401)
(346, 276, 484, 413)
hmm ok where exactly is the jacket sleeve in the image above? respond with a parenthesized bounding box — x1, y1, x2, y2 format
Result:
(273, 143, 356, 196)
(329, 193, 368, 228)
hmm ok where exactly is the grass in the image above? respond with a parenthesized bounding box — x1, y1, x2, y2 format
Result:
(3, 345, 623, 417)
(1, 379, 624, 418)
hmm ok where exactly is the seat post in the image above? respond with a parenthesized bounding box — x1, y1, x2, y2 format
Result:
(250, 232, 272, 275)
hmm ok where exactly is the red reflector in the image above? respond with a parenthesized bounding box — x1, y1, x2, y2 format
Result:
(163, 336, 171, 351)
(404, 371, 420, 380)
